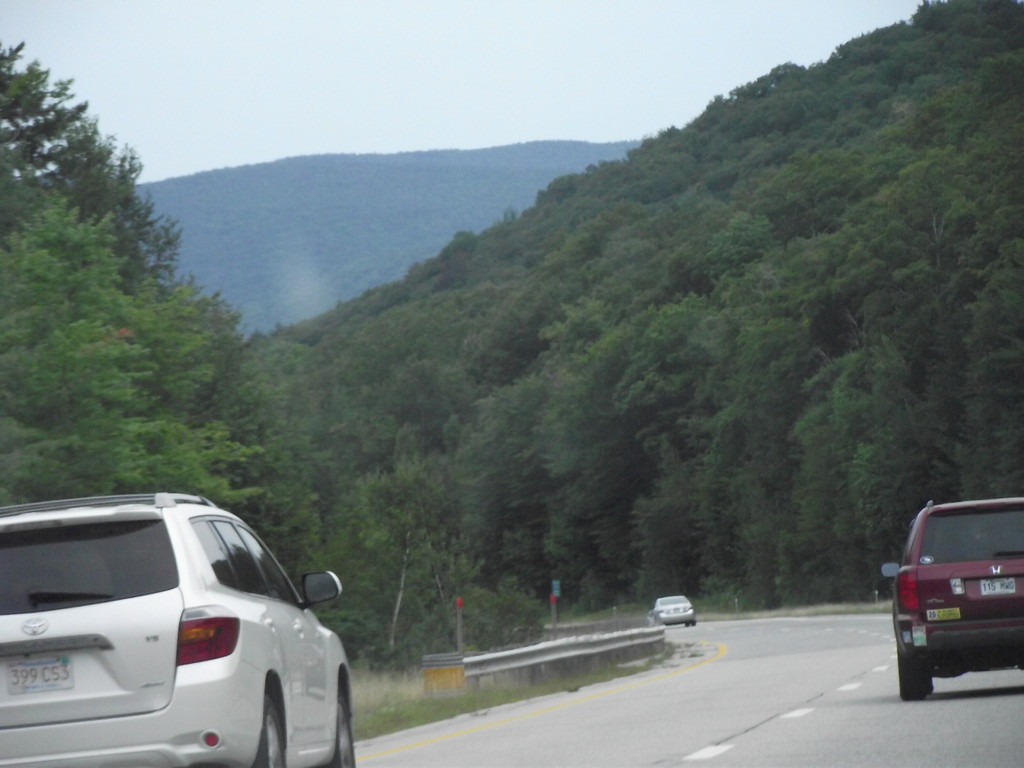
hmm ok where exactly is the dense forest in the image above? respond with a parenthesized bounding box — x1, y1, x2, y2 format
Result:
(141, 141, 637, 332)
(2, 0, 1023, 667)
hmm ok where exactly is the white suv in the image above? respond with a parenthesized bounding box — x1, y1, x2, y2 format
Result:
(0, 493, 355, 768)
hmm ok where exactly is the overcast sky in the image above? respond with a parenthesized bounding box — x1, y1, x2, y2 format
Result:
(3, 1, 922, 183)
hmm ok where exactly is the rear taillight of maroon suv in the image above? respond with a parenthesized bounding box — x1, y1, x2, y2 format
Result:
(894, 567, 919, 613)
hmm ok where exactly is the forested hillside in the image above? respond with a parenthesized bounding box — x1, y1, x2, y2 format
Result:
(254, 0, 1024, 662)
(141, 141, 637, 331)
(3, 1, 1024, 669)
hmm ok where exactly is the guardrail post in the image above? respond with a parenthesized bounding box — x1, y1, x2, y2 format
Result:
(422, 652, 465, 695)
(456, 596, 464, 654)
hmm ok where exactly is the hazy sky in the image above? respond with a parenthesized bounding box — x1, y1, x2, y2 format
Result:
(3, 1, 922, 183)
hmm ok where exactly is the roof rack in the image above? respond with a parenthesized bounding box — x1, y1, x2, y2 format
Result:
(0, 493, 214, 518)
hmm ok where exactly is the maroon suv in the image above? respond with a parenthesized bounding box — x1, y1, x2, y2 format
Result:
(882, 497, 1024, 700)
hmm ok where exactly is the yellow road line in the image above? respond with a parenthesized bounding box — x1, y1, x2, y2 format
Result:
(358, 640, 728, 761)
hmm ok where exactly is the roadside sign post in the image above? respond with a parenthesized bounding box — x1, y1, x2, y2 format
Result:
(456, 596, 464, 654)
(550, 580, 561, 630)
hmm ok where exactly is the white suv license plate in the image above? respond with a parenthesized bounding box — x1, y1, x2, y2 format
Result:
(7, 656, 74, 695)
(981, 577, 1016, 596)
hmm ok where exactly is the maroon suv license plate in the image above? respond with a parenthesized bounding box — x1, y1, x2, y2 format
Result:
(981, 577, 1016, 596)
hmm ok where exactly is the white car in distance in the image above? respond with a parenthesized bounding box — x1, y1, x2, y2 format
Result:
(648, 595, 697, 627)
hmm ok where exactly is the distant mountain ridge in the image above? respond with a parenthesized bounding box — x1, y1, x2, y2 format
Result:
(141, 140, 638, 331)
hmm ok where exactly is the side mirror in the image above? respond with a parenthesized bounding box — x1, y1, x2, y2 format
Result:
(880, 562, 900, 578)
(302, 571, 342, 605)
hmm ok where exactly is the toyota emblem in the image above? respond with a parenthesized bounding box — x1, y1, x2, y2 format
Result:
(22, 618, 49, 636)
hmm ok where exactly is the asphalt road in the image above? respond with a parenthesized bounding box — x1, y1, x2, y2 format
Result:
(355, 613, 1024, 767)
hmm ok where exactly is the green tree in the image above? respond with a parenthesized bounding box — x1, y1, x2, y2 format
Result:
(0, 44, 266, 514)
(0, 200, 255, 502)
(458, 375, 557, 596)
(960, 241, 1024, 494)
(336, 457, 468, 661)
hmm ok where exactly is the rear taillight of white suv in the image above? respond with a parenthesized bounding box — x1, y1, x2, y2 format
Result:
(177, 614, 240, 665)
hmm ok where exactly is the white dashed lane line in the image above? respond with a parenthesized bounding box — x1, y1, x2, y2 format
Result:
(781, 707, 815, 719)
(679, 645, 891, 762)
(685, 745, 735, 761)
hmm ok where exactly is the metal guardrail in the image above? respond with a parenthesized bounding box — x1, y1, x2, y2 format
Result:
(423, 626, 666, 692)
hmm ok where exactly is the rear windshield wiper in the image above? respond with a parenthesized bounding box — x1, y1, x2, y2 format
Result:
(992, 551, 1024, 558)
(28, 590, 113, 607)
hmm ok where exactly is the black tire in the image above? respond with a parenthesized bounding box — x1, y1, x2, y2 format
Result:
(897, 651, 933, 701)
(323, 686, 356, 768)
(253, 695, 286, 768)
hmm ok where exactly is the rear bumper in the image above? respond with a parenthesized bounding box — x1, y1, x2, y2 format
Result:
(0, 659, 264, 768)
(655, 611, 696, 625)
(895, 615, 1024, 674)
(928, 623, 1024, 651)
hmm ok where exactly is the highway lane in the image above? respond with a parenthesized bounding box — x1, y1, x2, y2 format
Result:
(355, 613, 1024, 767)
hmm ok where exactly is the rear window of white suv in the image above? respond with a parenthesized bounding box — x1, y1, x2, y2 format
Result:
(0, 520, 179, 614)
